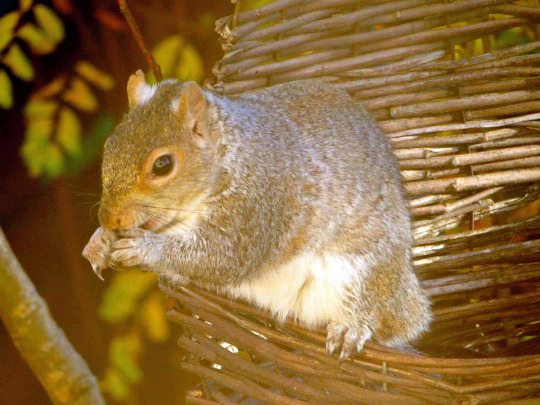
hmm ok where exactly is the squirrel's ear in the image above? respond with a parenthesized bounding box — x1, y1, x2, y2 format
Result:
(126, 70, 156, 108)
(174, 82, 207, 144)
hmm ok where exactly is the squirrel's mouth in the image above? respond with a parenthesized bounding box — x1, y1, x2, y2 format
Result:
(141, 215, 178, 233)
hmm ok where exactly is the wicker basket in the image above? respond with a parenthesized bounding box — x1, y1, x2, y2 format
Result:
(162, 1, 540, 403)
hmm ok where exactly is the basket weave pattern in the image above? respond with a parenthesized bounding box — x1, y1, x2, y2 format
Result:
(163, 1, 540, 403)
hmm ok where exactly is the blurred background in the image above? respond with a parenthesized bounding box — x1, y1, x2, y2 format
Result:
(0, 0, 240, 403)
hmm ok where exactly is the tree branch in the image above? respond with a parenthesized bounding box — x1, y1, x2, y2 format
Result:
(0, 227, 105, 405)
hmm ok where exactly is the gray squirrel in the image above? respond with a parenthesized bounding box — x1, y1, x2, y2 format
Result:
(83, 70, 431, 359)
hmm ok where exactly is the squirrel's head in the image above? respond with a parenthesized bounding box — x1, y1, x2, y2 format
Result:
(99, 70, 219, 233)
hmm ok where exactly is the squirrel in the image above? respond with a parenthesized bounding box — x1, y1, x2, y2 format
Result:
(83, 70, 431, 359)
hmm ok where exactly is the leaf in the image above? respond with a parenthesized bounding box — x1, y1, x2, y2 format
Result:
(62, 77, 99, 112)
(94, 8, 127, 31)
(25, 117, 54, 142)
(100, 367, 130, 401)
(17, 23, 56, 55)
(2, 43, 34, 81)
(109, 334, 142, 383)
(150, 35, 185, 83)
(21, 130, 64, 178)
(66, 113, 114, 175)
(0, 11, 20, 52)
(32, 75, 67, 99)
(56, 107, 82, 157)
(140, 292, 170, 343)
(21, 126, 49, 177)
(75, 61, 114, 91)
(52, 0, 73, 15)
(0, 69, 14, 109)
(240, 0, 274, 12)
(149, 35, 204, 84)
(175, 43, 204, 83)
(33, 4, 65, 45)
(20, 0, 34, 13)
(98, 270, 157, 323)
(43, 143, 65, 177)
(24, 99, 58, 119)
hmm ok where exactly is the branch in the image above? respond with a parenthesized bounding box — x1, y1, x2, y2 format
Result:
(0, 227, 105, 405)
(118, 0, 162, 82)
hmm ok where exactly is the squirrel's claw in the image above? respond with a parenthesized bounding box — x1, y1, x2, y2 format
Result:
(91, 262, 105, 281)
(327, 322, 372, 360)
(82, 227, 117, 280)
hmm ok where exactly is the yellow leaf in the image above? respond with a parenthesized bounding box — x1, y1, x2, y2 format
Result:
(0, 69, 14, 109)
(25, 118, 54, 142)
(149, 35, 203, 84)
(2, 43, 34, 81)
(100, 368, 130, 401)
(62, 77, 98, 112)
(19, 0, 33, 13)
(17, 23, 56, 54)
(24, 99, 58, 119)
(33, 4, 65, 45)
(175, 43, 204, 83)
(33, 76, 67, 99)
(150, 35, 185, 83)
(109, 334, 142, 383)
(140, 292, 169, 343)
(75, 61, 114, 91)
(98, 270, 157, 323)
(0, 11, 21, 52)
(56, 107, 82, 157)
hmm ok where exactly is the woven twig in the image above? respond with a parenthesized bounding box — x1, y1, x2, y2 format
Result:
(165, 1, 540, 403)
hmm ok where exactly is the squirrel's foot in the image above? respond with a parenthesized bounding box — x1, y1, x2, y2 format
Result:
(111, 228, 162, 268)
(326, 322, 372, 360)
(82, 227, 117, 280)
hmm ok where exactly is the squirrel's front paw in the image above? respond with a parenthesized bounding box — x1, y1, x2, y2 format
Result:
(82, 227, 117, 280)
(326, 322, 372, 361)
(111, 228, 160, 269)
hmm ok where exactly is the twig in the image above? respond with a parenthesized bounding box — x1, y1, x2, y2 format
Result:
(388, 112, 540, 137)
(118, 0, 162, 81)
(0, 228, 105, 404)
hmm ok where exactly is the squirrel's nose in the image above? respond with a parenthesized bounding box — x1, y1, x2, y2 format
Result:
(98, 204, 131, 232)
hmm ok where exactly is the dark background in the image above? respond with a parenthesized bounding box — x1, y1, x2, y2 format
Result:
(0, 1, 233, 403)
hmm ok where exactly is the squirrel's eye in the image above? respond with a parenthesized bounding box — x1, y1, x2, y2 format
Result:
(151, 154, 174, 176)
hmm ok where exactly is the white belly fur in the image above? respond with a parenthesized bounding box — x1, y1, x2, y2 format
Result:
(225, 254, 368, 327)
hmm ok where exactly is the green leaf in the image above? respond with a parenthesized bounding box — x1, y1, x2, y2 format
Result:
(0, 69, 14, 109)
(2, 43, 34, 81)
(66, 113, 114, 175)
(33, 4, 65, 45)
(17, 23, 56, 55)
(75, 61, 114, 91)
(56, 107, 82, 157)
(109, 334, 142, 383)
(62, 77, 99, 112)
(43, 143, 65, 177)
(24, 99, 58, 119)
(19, 0, 33, 13)
(148, 35, 204, 84)
(140, 292, 170, 343)
(0, 11, 20, 52)
(98, 270, 157, 323)
(21, 124, 63, 178)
